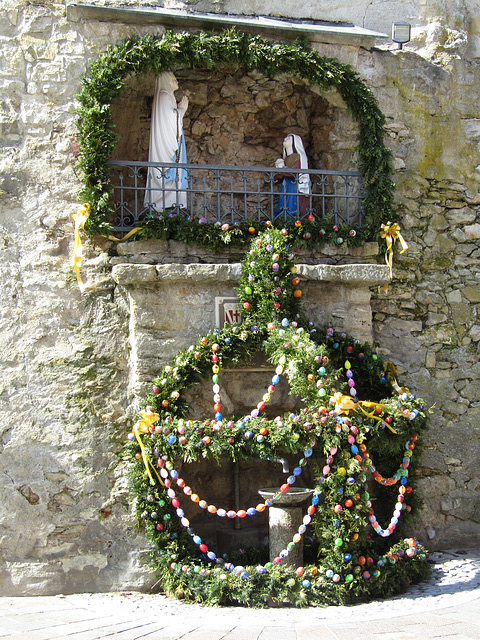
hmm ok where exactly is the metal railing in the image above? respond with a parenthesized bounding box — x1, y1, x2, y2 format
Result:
(107, 161, 364, 235)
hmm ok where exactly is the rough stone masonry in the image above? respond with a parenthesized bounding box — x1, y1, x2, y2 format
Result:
(0, 0, 479, 595)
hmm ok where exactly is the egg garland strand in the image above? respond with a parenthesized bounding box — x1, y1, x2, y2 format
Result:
(147, 440, 423, 590)
(158, 444, 315, 520)
(164, 447, 314, 568)
(126, 227, 430, 607)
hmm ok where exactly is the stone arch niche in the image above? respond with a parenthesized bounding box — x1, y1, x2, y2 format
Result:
(111, 66, 359, 173)
(79, 31, 395, 235)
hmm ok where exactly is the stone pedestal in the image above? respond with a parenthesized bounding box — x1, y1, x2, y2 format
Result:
(258, 488, 314, 567)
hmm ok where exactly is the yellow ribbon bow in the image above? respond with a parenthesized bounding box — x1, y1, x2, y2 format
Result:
(331, 392, 357, 415)
(384, 361, 408, 395)
(72, 203, 90, 292)
(133, 409, 161, 486)
(72, 203, 141, 293)
(330, 393, 396, 433)
(380, 222, 408, 279)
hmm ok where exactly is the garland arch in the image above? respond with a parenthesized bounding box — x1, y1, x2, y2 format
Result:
(125, 227, 430, 607)
(77, 29, 396, 243)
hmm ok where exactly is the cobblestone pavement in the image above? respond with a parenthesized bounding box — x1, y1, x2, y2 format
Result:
(0, 549, 479, 640)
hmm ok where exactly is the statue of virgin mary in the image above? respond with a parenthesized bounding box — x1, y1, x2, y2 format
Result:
(274, 134, 311, 218)
(144, 72, 189, 211)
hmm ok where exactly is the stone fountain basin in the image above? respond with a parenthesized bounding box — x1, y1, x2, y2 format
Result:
(258, 487, 314, 507)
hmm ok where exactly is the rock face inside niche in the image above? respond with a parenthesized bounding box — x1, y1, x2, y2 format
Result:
(111, 68, 359, 174)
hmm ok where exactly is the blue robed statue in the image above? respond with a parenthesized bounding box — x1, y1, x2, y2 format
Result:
(274, 133, 311, 218)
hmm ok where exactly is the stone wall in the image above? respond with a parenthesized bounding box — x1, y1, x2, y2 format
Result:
(0, 0, 479, 595)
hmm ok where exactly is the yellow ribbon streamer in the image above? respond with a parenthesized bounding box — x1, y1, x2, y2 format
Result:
(72, 202, 141, 293)
(103, 227, 141, 243)
(133, 409, 160, 486)
(330, 392, 397, 433)
(380, 222, 408, 279)
(72, 203, 90, 293)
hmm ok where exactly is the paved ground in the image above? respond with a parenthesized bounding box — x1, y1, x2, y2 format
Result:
(0, 549, 479, 640)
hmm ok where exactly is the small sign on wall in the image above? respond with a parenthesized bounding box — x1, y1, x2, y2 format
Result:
(215, 296, 243, 328)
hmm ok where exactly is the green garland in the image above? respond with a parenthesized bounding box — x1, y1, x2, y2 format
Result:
(125, 228, 429, 607)
(77, 29, 396, 243)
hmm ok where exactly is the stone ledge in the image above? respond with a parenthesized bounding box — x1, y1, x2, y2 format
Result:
(297, 263, 390, 284)
(112, 262, 390, 286)
(111, 241, 380, 266)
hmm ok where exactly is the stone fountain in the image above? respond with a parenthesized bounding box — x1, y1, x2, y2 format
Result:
(258, 487, 314, 567)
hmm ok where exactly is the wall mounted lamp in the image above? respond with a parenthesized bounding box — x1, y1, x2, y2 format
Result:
(391, 22, 411, 49)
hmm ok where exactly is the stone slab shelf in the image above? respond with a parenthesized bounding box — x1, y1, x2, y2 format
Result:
(112, 262, 390, 287)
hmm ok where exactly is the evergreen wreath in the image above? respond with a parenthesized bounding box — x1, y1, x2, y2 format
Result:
(125, 227, 429, 607)
(77, 29, 396, 246)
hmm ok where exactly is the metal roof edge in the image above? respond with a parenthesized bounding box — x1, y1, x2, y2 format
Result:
(66, 3, 388, 44)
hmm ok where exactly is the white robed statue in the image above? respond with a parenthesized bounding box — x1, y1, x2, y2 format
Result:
(144, 72, 189, 211)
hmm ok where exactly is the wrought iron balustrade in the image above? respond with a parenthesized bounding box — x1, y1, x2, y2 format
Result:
(107, 160, 364, 236)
